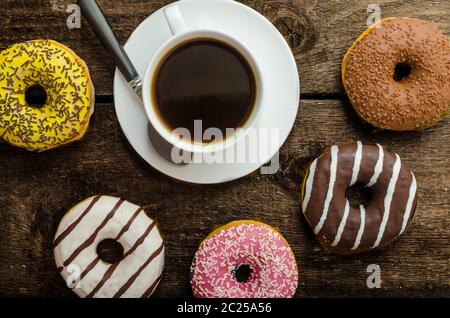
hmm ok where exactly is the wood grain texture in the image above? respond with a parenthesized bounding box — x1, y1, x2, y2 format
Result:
(0, 100, 448, 297)
(0, 0, 449, 95)
(0, 0, 449, 298)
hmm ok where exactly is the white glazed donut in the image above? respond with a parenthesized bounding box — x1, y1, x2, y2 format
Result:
(53, 195, 164, 298)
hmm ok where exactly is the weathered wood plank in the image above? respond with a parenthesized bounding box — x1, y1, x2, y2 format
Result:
(1, 0, 449, 96)
(0, 100, 448, 297)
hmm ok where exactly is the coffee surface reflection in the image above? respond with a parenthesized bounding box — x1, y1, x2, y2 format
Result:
(152, 38, 257, 144)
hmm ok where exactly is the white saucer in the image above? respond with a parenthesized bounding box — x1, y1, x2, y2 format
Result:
(113, 0, 300, 184)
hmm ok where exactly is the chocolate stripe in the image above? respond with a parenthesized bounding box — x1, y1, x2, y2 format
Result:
(86, 221, 156, 298)
(80, 257, 101, 281)
(141, 274, 163, 298)
(113, 243, 164, 298)
(115, 207, 143, 240)
(63, 198, 125, 267)
(53, 196, 101, 248)
(78, 207, 143, 282)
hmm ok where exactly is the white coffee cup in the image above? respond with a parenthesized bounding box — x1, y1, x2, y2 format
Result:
(142, 4, 264, 155)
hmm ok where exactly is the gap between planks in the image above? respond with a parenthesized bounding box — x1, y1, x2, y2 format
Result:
(94, 94, 346, 104)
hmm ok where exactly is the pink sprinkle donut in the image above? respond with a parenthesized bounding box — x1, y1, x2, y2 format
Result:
(190, 221, 298, 298)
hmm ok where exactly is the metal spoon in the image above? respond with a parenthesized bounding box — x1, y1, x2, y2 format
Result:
(78, 0, 188, 165)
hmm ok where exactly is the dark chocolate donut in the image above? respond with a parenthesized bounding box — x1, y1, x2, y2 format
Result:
(301, 141, 418, 254)
(342, 18, 450, 131)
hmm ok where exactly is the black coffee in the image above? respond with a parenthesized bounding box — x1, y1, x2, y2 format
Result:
(152, 38, 256, 144)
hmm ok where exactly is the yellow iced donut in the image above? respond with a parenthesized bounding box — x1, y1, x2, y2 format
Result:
(0, 40, 95, 152)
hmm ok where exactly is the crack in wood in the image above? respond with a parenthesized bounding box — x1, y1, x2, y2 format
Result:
(253, 1, 317, 54)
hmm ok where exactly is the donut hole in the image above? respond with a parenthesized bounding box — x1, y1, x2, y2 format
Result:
(346, 183, 372, 207)
(232, 264, 253, 283)
(25, 84, 47, 108)
(393, 62, 412, 82)
(96, 239, 124, 264)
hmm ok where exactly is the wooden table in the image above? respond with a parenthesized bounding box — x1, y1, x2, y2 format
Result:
(0, 0, 449, 298)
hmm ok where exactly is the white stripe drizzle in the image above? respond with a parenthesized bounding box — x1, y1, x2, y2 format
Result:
(372, 154, 402, 249)
(314, 145, 338, 235)
(398, 173, 417, 236)
(367, 144, 384, 187)
(302, 159, 318, 213)
(352, 205, 366, 250)
(350, 141, 363, 186)
(331, 200, 350, 246)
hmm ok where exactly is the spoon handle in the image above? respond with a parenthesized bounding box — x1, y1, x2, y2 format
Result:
(78, 0, 142, 94)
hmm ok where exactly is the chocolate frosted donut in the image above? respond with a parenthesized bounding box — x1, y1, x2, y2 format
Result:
(342, 18, 450, 131)
(301, 142, 418, 254)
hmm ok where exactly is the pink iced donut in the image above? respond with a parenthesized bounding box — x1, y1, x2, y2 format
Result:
(190, 221, 298, 298)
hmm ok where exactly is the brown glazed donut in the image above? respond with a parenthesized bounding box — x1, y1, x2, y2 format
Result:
(301, 141, 418, 254)
(342, 18, 450, 131)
